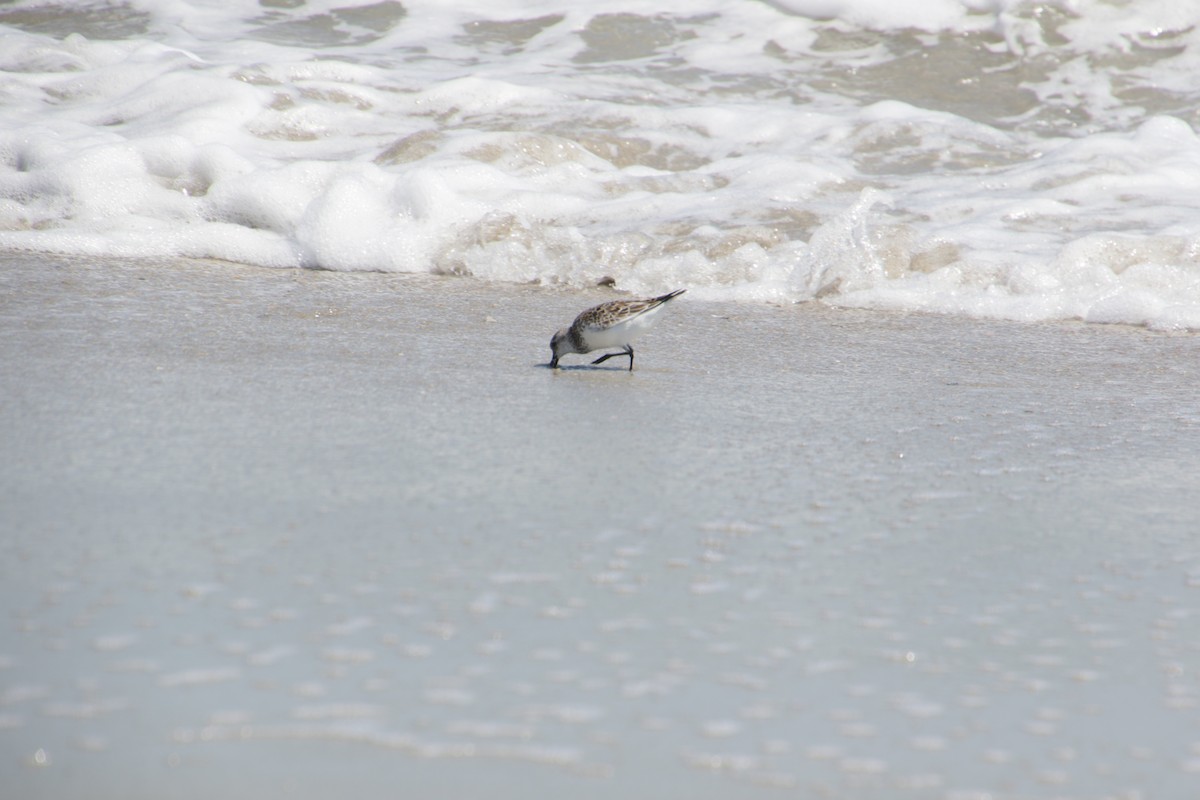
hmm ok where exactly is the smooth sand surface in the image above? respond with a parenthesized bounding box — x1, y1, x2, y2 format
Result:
(2, 253, 1199, 798)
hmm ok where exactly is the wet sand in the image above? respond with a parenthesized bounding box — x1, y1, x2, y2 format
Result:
(2, 253, 1199, 798)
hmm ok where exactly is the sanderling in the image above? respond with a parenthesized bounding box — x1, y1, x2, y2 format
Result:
(549, 289, 686, 370)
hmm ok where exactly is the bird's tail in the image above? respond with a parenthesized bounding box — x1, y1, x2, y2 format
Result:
(655, 289, 686, 304)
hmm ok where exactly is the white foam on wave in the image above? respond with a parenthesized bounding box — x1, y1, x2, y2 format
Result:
(770, 0, 1200, 42)
(1, 1, 1199, 328)
(766, 0, 999, 31)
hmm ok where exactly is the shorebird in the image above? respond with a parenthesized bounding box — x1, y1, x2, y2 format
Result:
(548, 289, 686, 370)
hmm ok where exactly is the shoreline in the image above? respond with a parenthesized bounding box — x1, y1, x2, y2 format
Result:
(2, 252, 1199, 799)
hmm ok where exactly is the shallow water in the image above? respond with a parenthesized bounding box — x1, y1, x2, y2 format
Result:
(2, 1, 1200, 327)
(2, 253, 1198, 797)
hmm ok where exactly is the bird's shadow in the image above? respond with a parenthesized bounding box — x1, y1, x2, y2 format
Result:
(537, 362, 630, 372)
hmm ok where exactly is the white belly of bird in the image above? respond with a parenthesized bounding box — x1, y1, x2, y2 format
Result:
(584, 307, 663, 351)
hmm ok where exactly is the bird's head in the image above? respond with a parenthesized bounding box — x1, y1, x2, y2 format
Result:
(549, 329, 570, 368)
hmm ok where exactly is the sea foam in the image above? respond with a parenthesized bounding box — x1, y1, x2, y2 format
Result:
(1, 0, 1199, 328)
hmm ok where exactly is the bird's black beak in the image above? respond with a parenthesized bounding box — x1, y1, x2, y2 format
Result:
(549, 356, 559, 369)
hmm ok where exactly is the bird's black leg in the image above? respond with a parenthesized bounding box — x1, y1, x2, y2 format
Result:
(591, 345, 635, 369)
